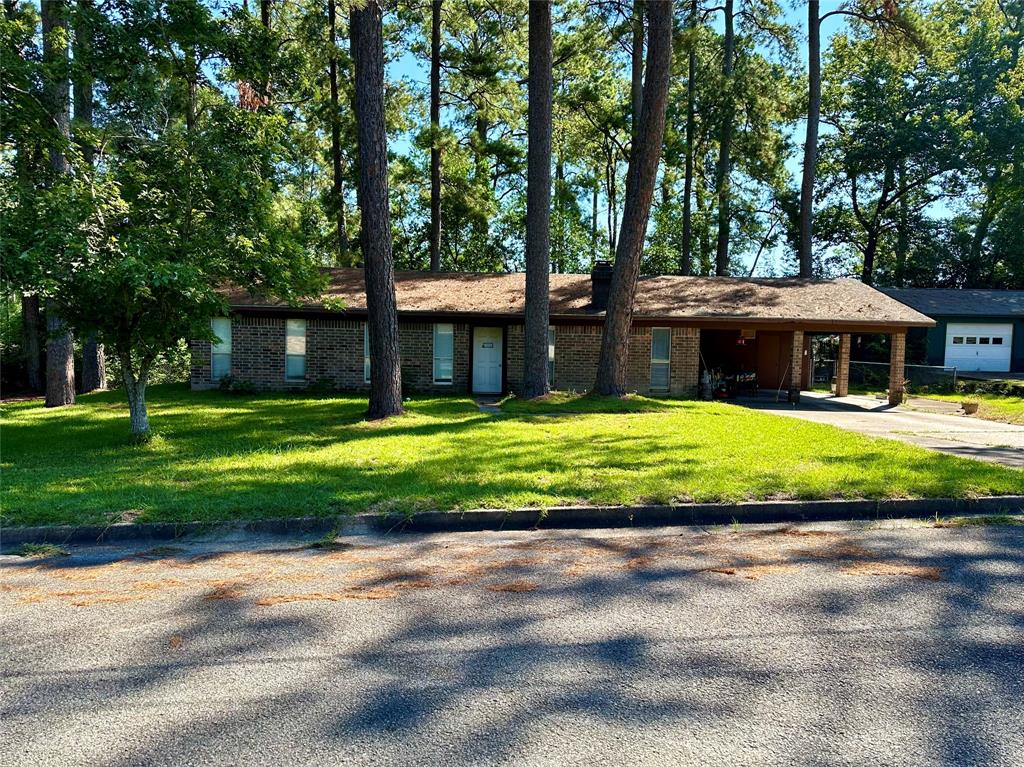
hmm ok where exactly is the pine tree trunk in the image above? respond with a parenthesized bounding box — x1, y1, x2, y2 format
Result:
(75, 0, 105, 391)
(591, 167, 599, 258)
(45, 307, 75, 407)
(328, 0, 349, 265)
(42, 0, 70, 177)
(522, 0, 552, 399)
(594, 0, 673, 396)
(42, 0, 75, 407)
(351, 0, 403, 419)
(82, 334, 106, 391)
(429, 0, 442, 272)
(714, 0, 734, 277)
(797, 0, 820, 278)
(553, 157, 565, 272)
(630, 0, 644, 141)
(696, 182, 712, 275)
(22, 294, 42, 391)
(681, 0, 697, 276)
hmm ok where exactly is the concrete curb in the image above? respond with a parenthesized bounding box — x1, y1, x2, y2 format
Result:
(2, 496, 1023, 550)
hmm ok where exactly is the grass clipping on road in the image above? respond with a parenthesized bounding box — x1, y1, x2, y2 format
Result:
(1, 384, 1021, 527)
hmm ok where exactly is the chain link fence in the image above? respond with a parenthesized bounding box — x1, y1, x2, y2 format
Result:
(814, 360, 959, 394)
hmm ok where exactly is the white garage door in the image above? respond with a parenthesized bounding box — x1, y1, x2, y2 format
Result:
(945, 323, 1013, 372)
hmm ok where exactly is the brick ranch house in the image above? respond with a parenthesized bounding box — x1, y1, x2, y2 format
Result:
(191, 263, 934, 405)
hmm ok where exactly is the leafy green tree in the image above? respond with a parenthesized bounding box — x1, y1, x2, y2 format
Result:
(3, 0, 323, 435)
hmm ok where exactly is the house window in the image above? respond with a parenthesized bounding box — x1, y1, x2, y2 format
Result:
(952, 337, 963, 344)
(433, 323, 454, 384)
(650, 328, 671, 391)
(547, 326, 556, 387)
(363, 323, 371, 383)
(992, 337, 1003, 345)
(966, 337, 977, 344)
(211, 317, 232, 380)
(286, 319, 306, 380)
(979, 337, 990, 345)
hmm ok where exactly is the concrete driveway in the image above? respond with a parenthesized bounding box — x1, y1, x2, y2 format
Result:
(2, 522, 1023, 767)
(740, 392, 1024, 468)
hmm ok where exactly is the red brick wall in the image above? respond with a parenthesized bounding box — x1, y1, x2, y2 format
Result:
(191, 317, 469, 394)
(192, 316, 699, 397)
(488, 324, 698, 396)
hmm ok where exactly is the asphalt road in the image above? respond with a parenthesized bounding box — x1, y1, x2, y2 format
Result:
(741, 392, 1024, 468)
(2, 521, 1023, 767)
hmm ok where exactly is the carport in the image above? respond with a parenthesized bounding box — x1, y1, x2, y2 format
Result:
(658, 278, 936, 405)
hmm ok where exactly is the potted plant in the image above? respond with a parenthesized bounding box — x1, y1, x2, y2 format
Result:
(962, 396, 980, 415)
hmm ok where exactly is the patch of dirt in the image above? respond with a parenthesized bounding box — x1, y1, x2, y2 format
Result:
(168, 635, 184, 649)
(486, 580, 540, 593)
(795, 541, 877, 561)
(841, 562, 943, 581)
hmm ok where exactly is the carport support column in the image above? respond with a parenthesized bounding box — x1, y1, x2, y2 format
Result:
(788, 330, 804, 402)
(835, 334, 851, 397)
(889, 331, 907, 406)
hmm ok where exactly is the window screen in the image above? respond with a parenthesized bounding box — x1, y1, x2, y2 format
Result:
(211, 318, 232, 380)
(433, 324, 454, 383)
(364, 323, 371, 383)
(286, 319, 306, 380)
(547, 326, 555, 387)
(650, 328, 671, 391)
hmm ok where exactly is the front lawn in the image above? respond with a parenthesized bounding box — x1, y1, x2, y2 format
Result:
(2, 385, 1020, 527)
(915, 392, 1024, 425)
(499, 391, 679, 414)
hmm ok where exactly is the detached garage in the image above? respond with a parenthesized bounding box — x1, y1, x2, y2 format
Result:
(882, 289, 1024, 374)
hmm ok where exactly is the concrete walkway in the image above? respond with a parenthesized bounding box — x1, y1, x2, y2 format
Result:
(740, 392, 1024, 469)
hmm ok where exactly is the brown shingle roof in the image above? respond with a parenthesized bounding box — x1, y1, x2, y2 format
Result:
(227, 268, 934, 327)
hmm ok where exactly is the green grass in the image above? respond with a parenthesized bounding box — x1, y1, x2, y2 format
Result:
(2, 384, 1020, 527)
(13, 543, 69, 558)
(499, 391, 681, 414)
(914, 392, 1024, 425)
(933, 514, 1024, 528)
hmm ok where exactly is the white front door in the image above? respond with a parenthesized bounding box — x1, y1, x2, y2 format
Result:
(472, 327, 503, 393)
(945, 323, 1013, 372)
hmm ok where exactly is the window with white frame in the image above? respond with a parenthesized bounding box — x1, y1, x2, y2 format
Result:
(650, 328, 671, 391)
(285, 319, 306, 380)
(547, 326, 555, 387)
(433, 323, 454, 384)
(363, 323, 371, 383)
(211, 317, 232, 380)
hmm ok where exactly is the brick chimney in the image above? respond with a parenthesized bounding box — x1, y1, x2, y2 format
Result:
(591, 260, 614, 311)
